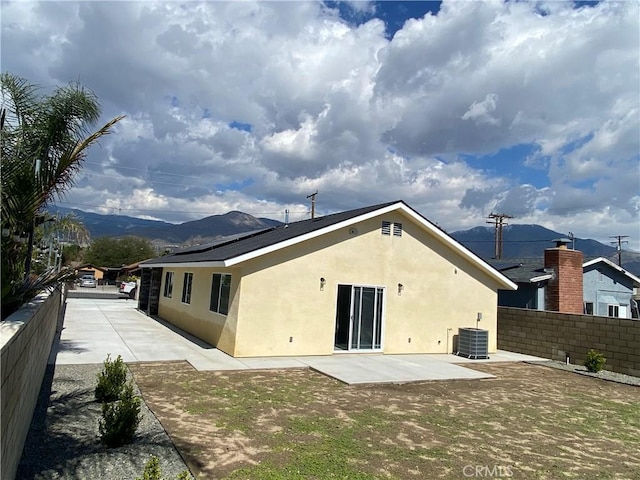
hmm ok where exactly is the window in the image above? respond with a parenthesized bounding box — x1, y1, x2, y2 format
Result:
(584, 302, 593, 315)
(381, 221, 391, 235)
(393, 222, 403, 237)
(163, 271, 174, 298)
(210, 273, 231, 315)
(608, 304, 619, 317)
(182, 272, 193, 304)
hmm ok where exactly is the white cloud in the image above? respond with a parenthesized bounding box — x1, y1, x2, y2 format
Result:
(2, 0, 638, 250)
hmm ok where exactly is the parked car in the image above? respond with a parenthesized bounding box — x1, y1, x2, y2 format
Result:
(120, 280, 137, 299)
(79, 275, 97, 288)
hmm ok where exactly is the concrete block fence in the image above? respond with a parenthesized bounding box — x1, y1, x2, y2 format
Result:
(498, 306, 640, 377)
(1, 288, 63, 480)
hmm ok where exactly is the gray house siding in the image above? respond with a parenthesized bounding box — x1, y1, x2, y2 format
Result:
(583, 264, 635, 318)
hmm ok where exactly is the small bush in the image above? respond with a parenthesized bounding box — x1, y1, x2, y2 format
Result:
(95, 354, 128, 402)
(584, 349, 606, 373)
(99, 381, 141, 447)
(136, 455, 191, 480)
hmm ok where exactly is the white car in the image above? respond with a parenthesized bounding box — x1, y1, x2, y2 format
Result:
(79, 276, 97, 288)
(120, 281, 137, 299)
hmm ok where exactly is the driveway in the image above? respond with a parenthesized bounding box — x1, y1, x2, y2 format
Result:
(52, 297, 545, 384)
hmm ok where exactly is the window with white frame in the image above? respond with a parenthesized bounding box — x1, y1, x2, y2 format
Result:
(210, 273, 231, 315)
(584, 302, 593, 315)
(608, 304, 619, 317)
(163, 271, 174, 298)
(182, 272, 193, 304)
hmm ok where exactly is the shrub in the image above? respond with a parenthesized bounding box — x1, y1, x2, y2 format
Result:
(584, 349, 606, 373)
(136, 455, 191, 480)
(99, 381, 141, 447)
(95, 354, 128, 402)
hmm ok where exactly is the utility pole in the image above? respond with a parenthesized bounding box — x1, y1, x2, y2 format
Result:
(307, 191, 318, 219)
(486, 213, 513, 260)
(610, 235, 629, 266)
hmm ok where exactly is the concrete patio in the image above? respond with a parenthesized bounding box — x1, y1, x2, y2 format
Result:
(52, 297, 546, 385)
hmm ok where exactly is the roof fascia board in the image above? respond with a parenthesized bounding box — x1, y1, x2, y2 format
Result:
(583, 257, 640, 284)
(530, 274, 553, 282)
(224, 203, 402, 267)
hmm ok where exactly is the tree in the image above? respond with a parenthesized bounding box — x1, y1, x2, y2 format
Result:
(1, 73, 123, 319)
(84, 236, 156, 267)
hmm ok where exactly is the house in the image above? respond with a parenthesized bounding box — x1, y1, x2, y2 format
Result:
(493, 246, 640, 319)
(74, 264, 106, 283)
(582, 257, 640, 318)
(138, 201, 517, 358)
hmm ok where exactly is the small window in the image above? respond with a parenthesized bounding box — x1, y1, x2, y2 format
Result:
(608, 304, 619, 317)
(381, 221, 391, 235)
(182, 272, 193, 304)
(210, 273, 231, 315)
(584, 302, 593, 315)
(163, 271, 174, 298)
(393, 222, 403, 237)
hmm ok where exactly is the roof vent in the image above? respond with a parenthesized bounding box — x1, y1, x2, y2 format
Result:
(552, 238, 572, 249)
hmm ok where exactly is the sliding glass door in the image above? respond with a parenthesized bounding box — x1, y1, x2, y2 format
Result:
(334, 285, 384, 351)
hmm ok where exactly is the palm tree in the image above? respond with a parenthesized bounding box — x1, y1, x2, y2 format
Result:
(1, 73, 123, 319)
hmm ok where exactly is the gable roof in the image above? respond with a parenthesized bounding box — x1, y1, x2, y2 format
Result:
(583, 257, 640, 286)
(141, 200, 517, 290)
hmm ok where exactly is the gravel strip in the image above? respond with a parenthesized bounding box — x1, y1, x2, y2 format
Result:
(17, 363, 193, 480)
(526, 360, 640, 387)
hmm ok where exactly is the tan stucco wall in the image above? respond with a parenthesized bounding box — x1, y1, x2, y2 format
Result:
(154, 211, 502, 358)
(233, 211, 500, 357)
(157, 267, 241, 355)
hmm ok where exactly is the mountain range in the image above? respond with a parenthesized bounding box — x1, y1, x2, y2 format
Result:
(51, 206, 639, 276)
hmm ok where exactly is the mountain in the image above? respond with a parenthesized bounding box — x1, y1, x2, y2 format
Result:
(135, 211, 282, 244)
(50, 207, 639, 276)
(451, 224, 640, 277)
(48, 207, 281, 245)
(48, 207, 174, 237)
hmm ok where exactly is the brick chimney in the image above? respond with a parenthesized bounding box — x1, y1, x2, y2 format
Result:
(544, 238, 583, 313)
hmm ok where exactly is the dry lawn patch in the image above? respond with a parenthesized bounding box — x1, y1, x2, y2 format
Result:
(130, 362, 639, 480)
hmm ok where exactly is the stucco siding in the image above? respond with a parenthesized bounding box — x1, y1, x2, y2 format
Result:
(232, 212, 500, 357)
(157, 266, 240, 355)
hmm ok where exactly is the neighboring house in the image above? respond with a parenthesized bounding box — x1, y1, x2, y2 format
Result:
(491, 259, 552, 310)
(493, 249, 640, 319)
(138, 201, 517, 358)
(582, 257, 640, 318)
(75, 264, 106, 283)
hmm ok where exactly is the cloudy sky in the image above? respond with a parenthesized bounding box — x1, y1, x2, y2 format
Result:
(2, 0, 639, 249)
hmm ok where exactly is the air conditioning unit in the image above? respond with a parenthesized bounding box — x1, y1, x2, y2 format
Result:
(456, 328, 489, 359)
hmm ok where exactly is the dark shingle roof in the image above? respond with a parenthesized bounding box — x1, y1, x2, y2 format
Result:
(142, 201, 400, 266)
(487, 258, 549, 283)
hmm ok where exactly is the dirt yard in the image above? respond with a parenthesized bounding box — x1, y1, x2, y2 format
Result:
(129, 362, 639, 480)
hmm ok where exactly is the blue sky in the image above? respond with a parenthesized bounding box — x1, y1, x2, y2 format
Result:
(2, 0, 638, 249)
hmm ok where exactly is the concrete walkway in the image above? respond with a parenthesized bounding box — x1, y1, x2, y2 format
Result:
(52, 298, 546, 385)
